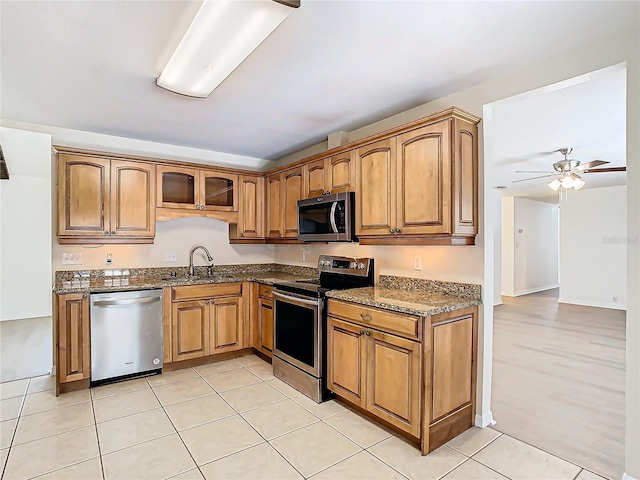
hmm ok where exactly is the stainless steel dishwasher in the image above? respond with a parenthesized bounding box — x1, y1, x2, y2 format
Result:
(90, 289, 163, 384)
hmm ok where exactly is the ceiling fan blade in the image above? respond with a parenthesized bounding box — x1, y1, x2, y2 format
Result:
(582, 166, 627, 173)
(512, 174, 556, 183)
(515, 170, 556, 174)
(575, 160, 609, 170)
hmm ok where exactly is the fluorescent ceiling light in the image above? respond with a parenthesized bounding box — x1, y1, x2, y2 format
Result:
(157, 0, 299, 98)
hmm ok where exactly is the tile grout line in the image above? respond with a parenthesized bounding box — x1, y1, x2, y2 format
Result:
(0, 380, 30, 480)
(192, 359, 310, 480)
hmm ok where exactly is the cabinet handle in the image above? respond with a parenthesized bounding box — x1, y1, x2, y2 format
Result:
(111, 231, 116, 235)
(359, 330, 365, 335)
(365, 331, 371, 336)
(104, 231, 109, 235)
(395, 228, 401, 234)
(205, 300, 210, 305)
(360, 314, 372, 321)
(240, 232, 244, 237)
(211, 300, 215, 304)
(389, 229, 394, 234)
(82, 293, 88, 299)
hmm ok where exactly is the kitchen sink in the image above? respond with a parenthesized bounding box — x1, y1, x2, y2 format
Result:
(161, 274, 236, 282)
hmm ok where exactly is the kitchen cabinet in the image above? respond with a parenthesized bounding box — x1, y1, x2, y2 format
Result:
(229, 175, 264, 241)
(56, 293, 91, 385)
(57, 154, 156, 244)
(354, 113, 478, 245)
(157, 165, 238, 213)
(251, 284, 274, 358)
(170, 283, 244, 362)
(327, 299, 478, 455)
(303, 151, 356, 198)
(327, 308, 421, 436)
(266, 166, 303, 240)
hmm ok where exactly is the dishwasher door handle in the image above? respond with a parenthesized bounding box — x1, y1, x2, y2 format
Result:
(93, 297, 161, 307)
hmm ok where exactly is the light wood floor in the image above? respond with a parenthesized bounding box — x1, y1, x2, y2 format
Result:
(492, 288, 626, 480)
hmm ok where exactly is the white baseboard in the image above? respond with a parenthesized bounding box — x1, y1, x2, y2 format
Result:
(493, 301, 504, 306)
(622, 473, 638, 480)
(558, 297, 626, 311)
(507, 284, 559, 297)
(474, 411, 495, 428)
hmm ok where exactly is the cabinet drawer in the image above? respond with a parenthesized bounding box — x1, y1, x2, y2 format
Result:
(172, 283, 242, 301)
(258, 284, 273, 299)
(328, 300, 421, 340)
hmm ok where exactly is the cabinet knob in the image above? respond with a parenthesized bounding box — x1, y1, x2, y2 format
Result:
(205, 300, 210, 305)
(104, 231, 109, 235)
(82, 293, 88, 299)
(111, 231, 116, 235)
(389, 229, 394, 234)
(360, 314, 372, 321)
(359, 330, 365, 335)
(365, 331, 371, 336)
(211, 300, 215, 305)
(395, 228, 401, 234)
(240, 232, 244, 237)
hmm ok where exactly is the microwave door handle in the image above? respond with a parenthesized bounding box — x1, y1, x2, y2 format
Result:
(330, 202, 339, 233)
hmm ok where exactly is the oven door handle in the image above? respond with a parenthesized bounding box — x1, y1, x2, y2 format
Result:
(329, 201, 339, 234)
(273, 291, 320, 306)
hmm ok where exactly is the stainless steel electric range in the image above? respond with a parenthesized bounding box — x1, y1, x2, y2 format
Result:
(272, 255, 374, 403)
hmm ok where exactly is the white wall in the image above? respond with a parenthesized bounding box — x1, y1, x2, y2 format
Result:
(492, 189, 503, 306)
(502, 197, 559, 297)
(53, 217, 274, 272)
(0, 128, 52, 321)
(559, 185, 627, 310)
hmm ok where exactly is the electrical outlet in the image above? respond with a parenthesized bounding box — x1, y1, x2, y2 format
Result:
(165, 252, 177, 262)
(413, 256, 422, 271)
(105, 253, 113, 265)
(62, 253, 82, 265)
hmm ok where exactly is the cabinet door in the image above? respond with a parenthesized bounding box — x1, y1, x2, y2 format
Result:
(266, 174, 283, 238)
(157, 165, 198, 210)
(328, 150, 355, 194)
(431, 315, 474, 421)
(282, 167, 304, 238)
(453, 118, 478, 235)
(304, 158, 327, 198)
(355, 138, 397, 236)
(200, 171, 238, 212)
(58, 155, 110, 237)
(396, 121, 452, 235)
(210, 296, 244, 354)
(57, 293, 90, 383)
(258, 297, 274, 354)
(172, 300, 209, 361)
(327, 317, 366, 407)
(110, 160, 156, 237)
(238, 175, 264, 238)
(366, 329, 421, 436)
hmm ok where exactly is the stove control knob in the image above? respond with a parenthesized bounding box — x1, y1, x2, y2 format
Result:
(358, 263, 366, 270)
(351, 262, 358, 269)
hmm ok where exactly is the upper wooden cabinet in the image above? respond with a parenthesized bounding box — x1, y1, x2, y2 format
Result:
(230, 175, 264, 240)
(266, 166, 304, 239)
(58, 153, 156, 244)
(355, 115, 478, 245)
(303, 151, 356, 199)
(157, 166, 238, 212)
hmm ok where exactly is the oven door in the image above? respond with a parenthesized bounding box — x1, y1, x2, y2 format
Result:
(273, 290, 322, 377)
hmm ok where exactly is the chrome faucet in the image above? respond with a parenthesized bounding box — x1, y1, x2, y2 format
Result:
(188, 245, 214, 277)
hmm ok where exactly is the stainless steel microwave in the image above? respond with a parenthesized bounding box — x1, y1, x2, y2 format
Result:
(297, 192, 356, 242)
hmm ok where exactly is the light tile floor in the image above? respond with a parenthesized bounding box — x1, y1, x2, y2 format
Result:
(0, 355, 609, 480)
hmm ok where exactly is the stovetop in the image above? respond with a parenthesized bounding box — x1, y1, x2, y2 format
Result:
(274, 255, 374, 298)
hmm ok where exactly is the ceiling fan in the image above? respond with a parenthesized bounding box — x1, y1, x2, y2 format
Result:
(512, 148, 626, 191)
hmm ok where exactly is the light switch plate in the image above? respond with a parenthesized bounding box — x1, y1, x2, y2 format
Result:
(62, 252, 82, 265)
(413, 256, 422, 271)
(165, 252, 177, 262)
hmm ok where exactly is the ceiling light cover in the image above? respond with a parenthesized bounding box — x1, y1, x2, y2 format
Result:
(157, 0, 297, 98)
(548, 178, 561, 191)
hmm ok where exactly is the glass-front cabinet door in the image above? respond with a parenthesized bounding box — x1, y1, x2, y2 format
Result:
(200, 171, 238, 212)
(157, 165, 198, 210)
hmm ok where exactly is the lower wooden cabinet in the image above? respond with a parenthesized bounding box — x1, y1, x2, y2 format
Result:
(252, 284, 274, 358)
(56, 293, 91, 384)
(170, 283, 245, 362)
(327, 315, 421, 436)
(328, 299, 478, 455)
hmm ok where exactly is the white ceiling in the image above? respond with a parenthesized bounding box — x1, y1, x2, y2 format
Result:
(491, 66, 627, 202)
(0, 1, 638, 160)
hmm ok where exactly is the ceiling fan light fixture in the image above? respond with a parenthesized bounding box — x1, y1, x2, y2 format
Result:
(572, 176, 585, 190)
(561, 175, 574, 188)
(548, 178, 562, 191)
(157, 0, 298, 98)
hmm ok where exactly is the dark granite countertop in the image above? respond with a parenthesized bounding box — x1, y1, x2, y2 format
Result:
(54, 265, 317, 294)
(326, 275, 481, 316)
